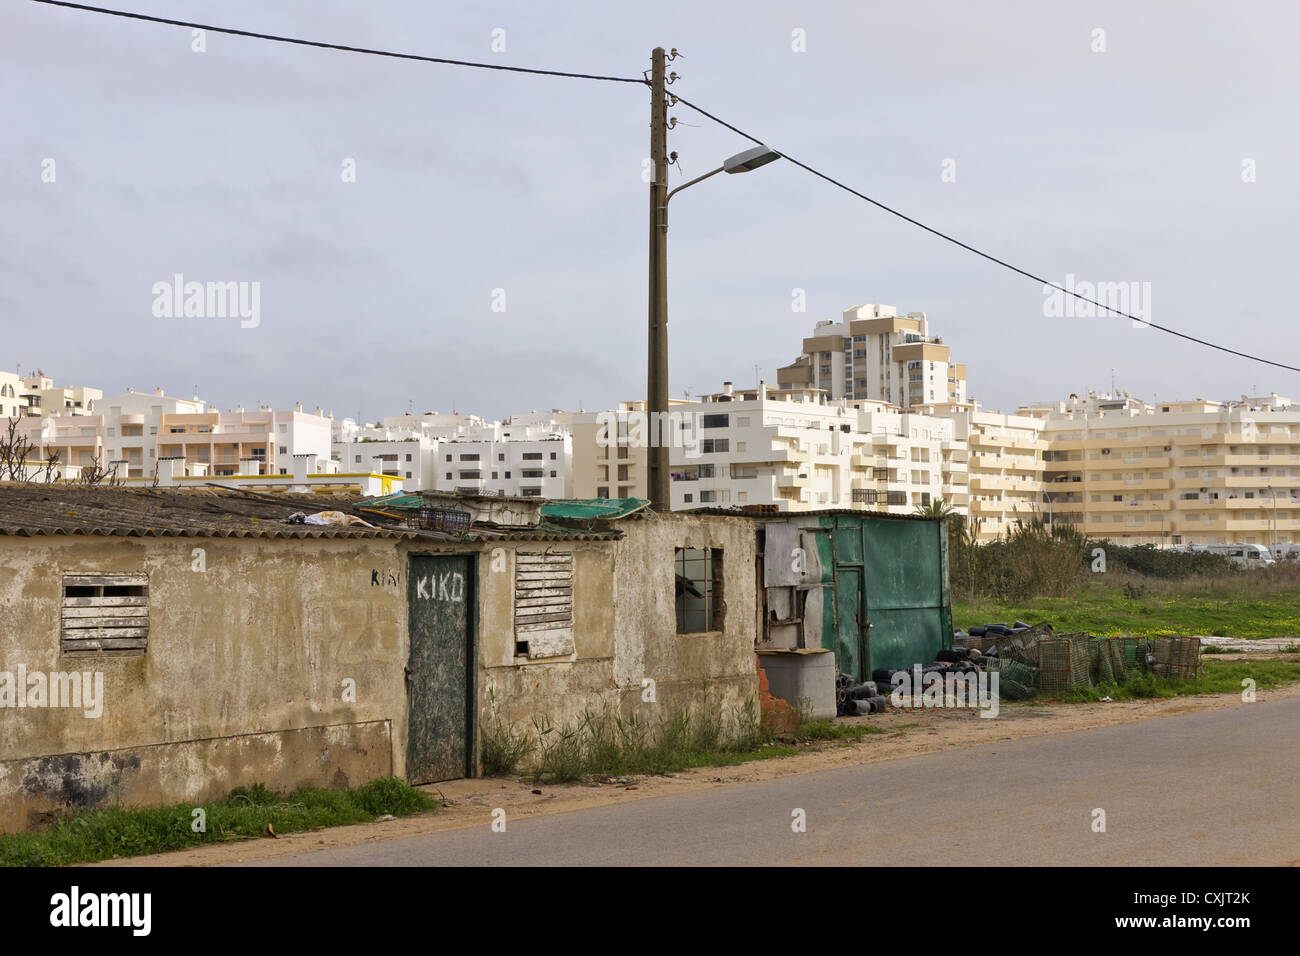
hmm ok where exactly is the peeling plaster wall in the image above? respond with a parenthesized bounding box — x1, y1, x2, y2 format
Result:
(475, 545, 618, 733)
(471, 517, 758, 758)
(0, 536, 406, 832)
(611, 514, 759, 724)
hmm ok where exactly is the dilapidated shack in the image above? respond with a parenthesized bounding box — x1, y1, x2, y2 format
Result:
(0, 485, 757, 831)
(754, 510, 953, 679)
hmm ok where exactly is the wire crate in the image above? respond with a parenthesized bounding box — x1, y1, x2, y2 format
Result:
(404, 507, 471, 534)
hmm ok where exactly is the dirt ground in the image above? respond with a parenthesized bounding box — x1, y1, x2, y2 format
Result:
(100, 665, 1300, 867)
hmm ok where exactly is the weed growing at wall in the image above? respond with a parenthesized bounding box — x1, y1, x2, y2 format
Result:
(0, 777, 436, 867)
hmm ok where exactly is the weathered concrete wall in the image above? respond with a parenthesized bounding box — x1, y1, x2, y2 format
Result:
(473, 516, 759, 757)
(476, 544, 618, 733)
(611, 514, 759, 728)
(8, 721, 391, 832)
(0, 535, 407, 832)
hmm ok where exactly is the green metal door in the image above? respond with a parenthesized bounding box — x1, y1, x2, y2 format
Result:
(861, 518, 950, 671)
(834, 567, 865, 681)
(406, 554, 473, 784)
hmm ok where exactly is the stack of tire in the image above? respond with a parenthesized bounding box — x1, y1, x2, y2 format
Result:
(836, 673, 887, 715)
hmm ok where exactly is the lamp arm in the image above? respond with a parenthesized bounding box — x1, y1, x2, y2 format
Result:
(661, 165, 725, 229)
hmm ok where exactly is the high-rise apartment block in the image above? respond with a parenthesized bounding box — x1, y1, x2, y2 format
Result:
(777, 304, 967, 408)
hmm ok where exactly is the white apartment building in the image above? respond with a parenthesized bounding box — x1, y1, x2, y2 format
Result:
(1019, 390, 1300, 547)
(667, 382, 965, 514)
(333, 411, 578, 496)
(926, 403, 1045, 540)
(1, 370, 102, 419)
(333, 436, 435, 489)
(777, 304, 968, 408)
(432, 420, 572, 498)
(16, 389, 333, 483)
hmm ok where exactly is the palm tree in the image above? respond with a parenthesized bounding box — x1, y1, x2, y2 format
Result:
(913, 497, 955, 519)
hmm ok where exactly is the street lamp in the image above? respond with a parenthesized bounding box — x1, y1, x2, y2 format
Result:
(646, 47, 781, 509)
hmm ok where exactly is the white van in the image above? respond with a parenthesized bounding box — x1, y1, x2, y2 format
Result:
(1271, 543, 1300, 561)
(1205, 543, 1275, 568)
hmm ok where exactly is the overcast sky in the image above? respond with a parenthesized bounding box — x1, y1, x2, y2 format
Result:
(3, 0, 1297, 421)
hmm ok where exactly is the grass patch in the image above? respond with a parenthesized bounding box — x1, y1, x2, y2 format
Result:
(0, 776, 436, 867)
(1048, 660, 1300, 702)
(787, 719, 886, 742)
(956, 576, 1300, 639)
(1201, 645, 1243, 654)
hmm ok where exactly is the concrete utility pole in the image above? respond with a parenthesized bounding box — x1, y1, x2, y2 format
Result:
(647, 47, 669, 510)
(643, 47, 779, 510)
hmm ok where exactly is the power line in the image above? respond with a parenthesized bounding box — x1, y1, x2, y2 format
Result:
(27, 0, 647, 85)
(672, 92, 1300, 374)
(29, 1, 1294, 373)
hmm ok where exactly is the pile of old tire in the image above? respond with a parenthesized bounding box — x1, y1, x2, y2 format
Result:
(966, 620, 1035, 639)
(837, 679, 885, 716)
(841, 694, 888, 715)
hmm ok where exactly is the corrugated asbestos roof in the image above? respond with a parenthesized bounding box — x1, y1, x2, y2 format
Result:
(0, 484, 622, 542)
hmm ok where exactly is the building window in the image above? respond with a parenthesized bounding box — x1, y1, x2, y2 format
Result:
(405, 454, 412, 462)
(550, 452, 557, 460)
(702, 414, 729, 429)
(446, 472, 452, 480)
(597, 486, 609, 497)
(279, 446, 287, 454)
(62, 573, 148, 657)
(513, 551, 575, 659)
(675, 547, 724, 633)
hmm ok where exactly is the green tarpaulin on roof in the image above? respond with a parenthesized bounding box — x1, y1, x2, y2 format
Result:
(357, 493, 650, 522)
(540, 498, 650, 520)
(356, 493, 423, 510)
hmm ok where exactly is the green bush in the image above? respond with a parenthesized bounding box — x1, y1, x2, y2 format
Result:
(1101, 544, 1237, 578)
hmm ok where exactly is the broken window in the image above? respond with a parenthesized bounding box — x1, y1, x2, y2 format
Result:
(675, 547, 724, 633)
(62, 573, 149, 657)
(513, 551, 575, 659)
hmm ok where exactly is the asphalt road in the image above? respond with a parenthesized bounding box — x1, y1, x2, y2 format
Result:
(247, 696, 1300, 866)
